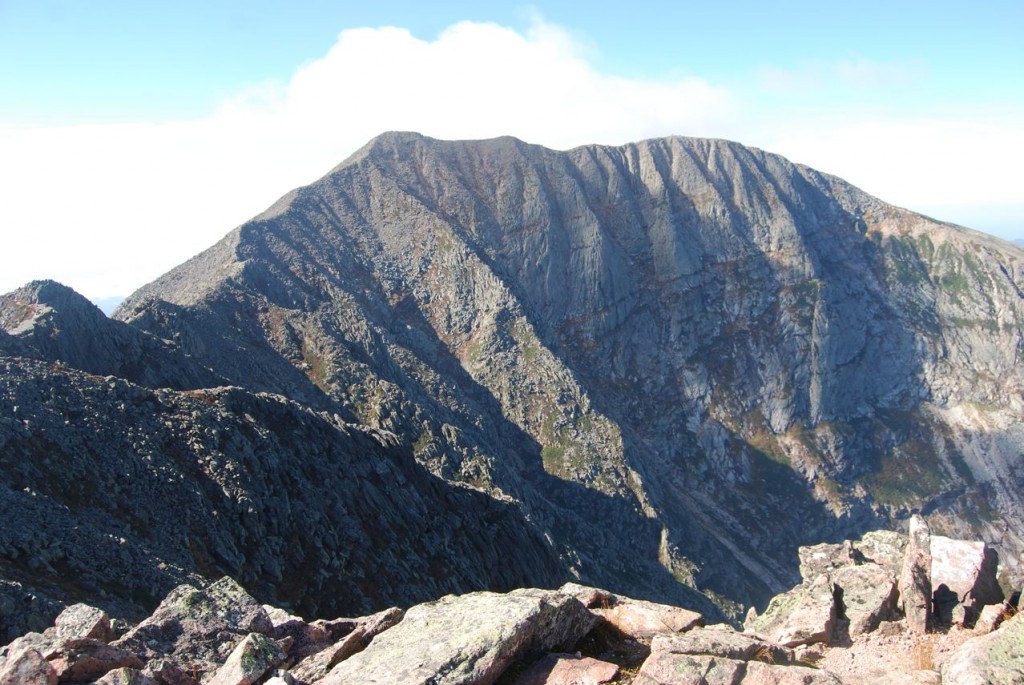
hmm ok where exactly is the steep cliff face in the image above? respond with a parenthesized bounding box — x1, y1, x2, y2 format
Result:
(5, 133, 1023, 623)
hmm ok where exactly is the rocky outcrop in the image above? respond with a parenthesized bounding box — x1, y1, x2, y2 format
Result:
(899, 516, 932, 634)
(0, 280, 223, 390)
(2, 533, 1022, 685)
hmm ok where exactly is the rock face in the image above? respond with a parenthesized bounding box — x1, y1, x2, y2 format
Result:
(4, 132, 1024, 624)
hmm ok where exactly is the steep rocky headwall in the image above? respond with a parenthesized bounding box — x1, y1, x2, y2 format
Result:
(4, 132, 1023, 625)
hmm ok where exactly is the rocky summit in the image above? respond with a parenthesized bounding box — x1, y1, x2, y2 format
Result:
(2, 132, 1024, 639)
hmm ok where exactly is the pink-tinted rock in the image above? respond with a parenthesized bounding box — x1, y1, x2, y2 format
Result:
(46, 637, 142, 682)
(930, 535, 1003, 624)
(290, 606, 403, 681)
(898, 515, 931, 634)
(593, 598, 703, 639)
(0, 647, 58, 685)
(54, 603, 115, 643)
(974, 604, 1007, 635)
(743, 660, 842, 683)
(512, 653, 618, 684)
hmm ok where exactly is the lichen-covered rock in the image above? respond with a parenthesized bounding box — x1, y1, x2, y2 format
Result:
(113, 577, 271, 673)
(319, 589, 595, 684)
(634, 652, 746, 685)
(745, 575, 836, 648)
(831, 564, 898, 636)
(205, 633, 286, 685)
(140, 658, 200, 685)
(943, 614, 1024, 684)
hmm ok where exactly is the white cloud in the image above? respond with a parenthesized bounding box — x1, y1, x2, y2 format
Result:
(0, 19, 1021, 302)
(759, 115, 1024, 216)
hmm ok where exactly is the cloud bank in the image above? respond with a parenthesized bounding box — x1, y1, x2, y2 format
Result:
(1, 18, 1020, 300)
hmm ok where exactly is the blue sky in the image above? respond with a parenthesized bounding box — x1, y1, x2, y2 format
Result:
(1, 1, 1022, 300)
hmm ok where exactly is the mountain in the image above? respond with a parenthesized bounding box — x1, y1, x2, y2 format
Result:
(3, 132, 1023, 631)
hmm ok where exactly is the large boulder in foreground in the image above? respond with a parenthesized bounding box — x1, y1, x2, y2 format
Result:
(319, 588, 596, 685)
(943, 614, 1024, 684)
(633, 627, 841, 684)
(112, 577, 271, 676)
(745, 574, 837, 648)
(929, 535, 1002, 625)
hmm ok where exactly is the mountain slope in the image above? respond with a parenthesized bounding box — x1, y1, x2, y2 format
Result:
(4, 132, 1023, 624)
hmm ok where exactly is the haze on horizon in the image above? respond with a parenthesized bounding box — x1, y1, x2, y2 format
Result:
(1, 0, 1021, 305)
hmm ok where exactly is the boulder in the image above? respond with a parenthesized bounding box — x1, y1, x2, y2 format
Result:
(45, 637, 143, 683)
(558, 584, 616, 610)
(289, 606, 402, 682)
(205, 633, 286, 685)
(630, 626, 840, 684)
(592, 598, 703, 639)
(851, 530, 908, 578)
(0, 647, 57, 685)
(140, 658, 200, 685)
(745, 574, 837, 648)
(897, 515, 931, 634)
(113, 577, 272, 672)
(798, 541, 854, 583)
(95, 667, 157, 685)
(742, 660, 842, 683)
(974, 604, 1007, 635)
(634, 652, 745, 684)
(831, 564, 898, 636)
(943, 614, 1024, 684)
(511, 653, 618, 684)
(649, 628, 795, 665)
(318, 588, 596, 684)
(929, 535, 1003, 624)
(54, 603, 115, 643)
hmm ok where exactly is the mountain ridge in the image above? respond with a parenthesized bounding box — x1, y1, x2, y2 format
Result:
(4, 132, 1023, 629)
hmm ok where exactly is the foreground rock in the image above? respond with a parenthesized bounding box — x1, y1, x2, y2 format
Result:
(898, 515, 932, 634)
(943, 614, 1024, 684)
(319, 589, 597, 684)
(929, 536, 1002, 625)
(635, 627, 840, 684)
(1, 533, 1019, 685)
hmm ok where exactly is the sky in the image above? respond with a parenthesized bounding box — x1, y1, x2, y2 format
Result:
(1, 1, 1022, 305)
